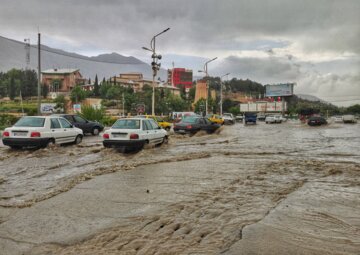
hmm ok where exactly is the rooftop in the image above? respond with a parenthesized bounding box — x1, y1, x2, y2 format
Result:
(42, 68, 79, 74)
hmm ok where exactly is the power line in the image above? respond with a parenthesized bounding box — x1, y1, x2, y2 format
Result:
(0, 35, 145, 65)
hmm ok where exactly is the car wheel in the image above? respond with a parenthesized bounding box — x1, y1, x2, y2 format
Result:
(74, 135, 82, 145)
(46, 138, 55, 148)
(161, 136, 169, 145)
(165, 127, 170, 131)
(92, 127, 100, 136)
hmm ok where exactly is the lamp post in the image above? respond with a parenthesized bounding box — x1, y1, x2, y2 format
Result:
(198, 57, 217, 115)
(142, 28, 170, 116)
(220, 72, 230, 116)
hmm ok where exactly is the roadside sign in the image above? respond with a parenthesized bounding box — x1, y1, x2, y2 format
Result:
(40, 103, 56, 114)
(136, 104, 145, 114)
(73, 104, 81, 113)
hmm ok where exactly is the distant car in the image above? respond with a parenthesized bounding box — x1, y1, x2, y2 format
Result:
(332, 115, 343, 123)
(257, 114, 266, 121)
(2, 116, 83, 149)
(265, 115, 282, 124)
(173, 116, 220, 134)
(102, 118, 168, 151)
(235, 115, 244, 122)
(244, 113, 257, 124)
(307, 116, 327, 126)
(206, 114, 224, 125)
(55, 114, 104, 135)
(342, 115, 357, 124)
(137, 115, 172, 131)
(222, 113, 235, 125)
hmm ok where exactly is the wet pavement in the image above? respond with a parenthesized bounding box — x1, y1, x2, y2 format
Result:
(0, 120, 359, 254)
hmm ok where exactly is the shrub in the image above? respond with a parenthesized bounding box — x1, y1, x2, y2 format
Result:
(0, 114, 19, 130)
(79, 105, 105, 123)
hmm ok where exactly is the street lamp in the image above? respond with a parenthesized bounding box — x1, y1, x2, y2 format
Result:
(220, 72, 230, 116)
(199, 57, 217, 115)
(142, 28, 170, 116)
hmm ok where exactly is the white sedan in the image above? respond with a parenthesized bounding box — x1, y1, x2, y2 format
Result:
(2, 116, 83, 149)
(265, 115, 283, 124)
(102, 118, 168, 151)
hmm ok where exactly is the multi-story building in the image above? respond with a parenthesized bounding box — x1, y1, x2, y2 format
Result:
(42, 68, 86, 94)
(110, 73, 156, 92)
(167, 68, 193, 89)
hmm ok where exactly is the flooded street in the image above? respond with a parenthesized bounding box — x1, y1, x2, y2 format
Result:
(0, 121, 359, 254)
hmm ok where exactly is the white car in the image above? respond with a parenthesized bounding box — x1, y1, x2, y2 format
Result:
(265, 115, 283, 124)
(2, 116, 83, 149)
(102, 118, 168, 151)
(222, 113, 235, 125)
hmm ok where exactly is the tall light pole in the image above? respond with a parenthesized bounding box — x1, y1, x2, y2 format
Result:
(198, 57, 217, 115)
(220, 72, 230, 116)
(142, 28, 170, 116)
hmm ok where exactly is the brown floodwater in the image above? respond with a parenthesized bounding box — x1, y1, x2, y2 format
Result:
(0, 120, 359, 254)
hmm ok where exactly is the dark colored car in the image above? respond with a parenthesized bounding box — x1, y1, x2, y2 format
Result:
(308, 116, 327, 126)
(55, 114, 104, 135)
(173, 116, 220, 134)
(244, 112, 257, 124)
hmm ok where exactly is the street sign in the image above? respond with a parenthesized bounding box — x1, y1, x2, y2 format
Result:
(136, 104, 145, 114)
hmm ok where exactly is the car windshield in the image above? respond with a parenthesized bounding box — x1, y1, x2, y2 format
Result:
(14, 117, 45, 127)
(180, 117, 198, 124)
(112, 119, 140, 129)
(223, 114, 231, 117)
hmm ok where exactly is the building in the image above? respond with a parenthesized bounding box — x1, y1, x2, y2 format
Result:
(110, 73, 158, 92)
(167, 68, 193, 89)
(42, 69, 87, 94)
(194, 80, 208, 103)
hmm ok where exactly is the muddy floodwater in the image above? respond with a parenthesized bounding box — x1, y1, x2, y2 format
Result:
(0, 120, 359, 254)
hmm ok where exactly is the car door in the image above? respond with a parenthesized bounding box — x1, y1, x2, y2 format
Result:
(73, 115, 89, 133)
(58, 117, 77, 143)
(143, 119, 155, 142)
(148, 119, 163, 144)
(49, 118, 63, 144)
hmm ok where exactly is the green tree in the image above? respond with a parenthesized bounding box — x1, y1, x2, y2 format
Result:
(93, 74, 100, 97)
(70, 85, 87, 103)
(194, 98, 206, 115)
(54, 95, 67, 113)
(9, 76, 16, 100)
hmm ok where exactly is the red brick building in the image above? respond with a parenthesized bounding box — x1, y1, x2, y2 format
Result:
(42, 69, 86, 93)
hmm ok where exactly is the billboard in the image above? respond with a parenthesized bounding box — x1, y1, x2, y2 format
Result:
(240, 102, 287, 112)
(40, 103, 56, 114)
(265, 83, 294, 97)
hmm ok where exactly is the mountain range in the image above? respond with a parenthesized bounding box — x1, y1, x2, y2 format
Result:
(0, 35, 166, 80)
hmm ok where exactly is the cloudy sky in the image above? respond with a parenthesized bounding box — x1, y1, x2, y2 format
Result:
(1, 0, 359, 105)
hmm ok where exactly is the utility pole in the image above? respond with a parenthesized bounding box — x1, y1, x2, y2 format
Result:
(122, 92, 125, 117)
(37, 33, 41, 115)
(220, 72, 230, 115)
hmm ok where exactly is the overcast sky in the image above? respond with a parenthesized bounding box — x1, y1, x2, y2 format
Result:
(1, 0, 359, 105)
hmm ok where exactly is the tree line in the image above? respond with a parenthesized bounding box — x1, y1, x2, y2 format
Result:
(0, 69, 39, 99)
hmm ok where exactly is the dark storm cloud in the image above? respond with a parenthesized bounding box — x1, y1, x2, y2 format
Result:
(0, 0, 359, 55)
(212, 55, 301, 84)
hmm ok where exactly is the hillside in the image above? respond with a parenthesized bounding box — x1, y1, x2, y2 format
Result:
(0, 35, 166, 80)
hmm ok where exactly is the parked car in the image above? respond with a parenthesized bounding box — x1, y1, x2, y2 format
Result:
(307, 116, 327, 126)
(343, 115, 357, 124)
(55, 114, 104, 135)
(137, 115, 172, 131)
(206, 114, 224, 125)
(244, 112, 257, 124)
(265, 115, 282, 124)
(235, 115, 244, 122)
(2, 116, 83, 149)
(102, 118, 168, 151)
(257, 113, 266, 121)
(222, 113, 235, 125)
(174, 116, 220, 134)
(332, 115, 343, 123)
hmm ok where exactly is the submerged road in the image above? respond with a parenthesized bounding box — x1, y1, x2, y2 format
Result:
(0, 120, 359, 254)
